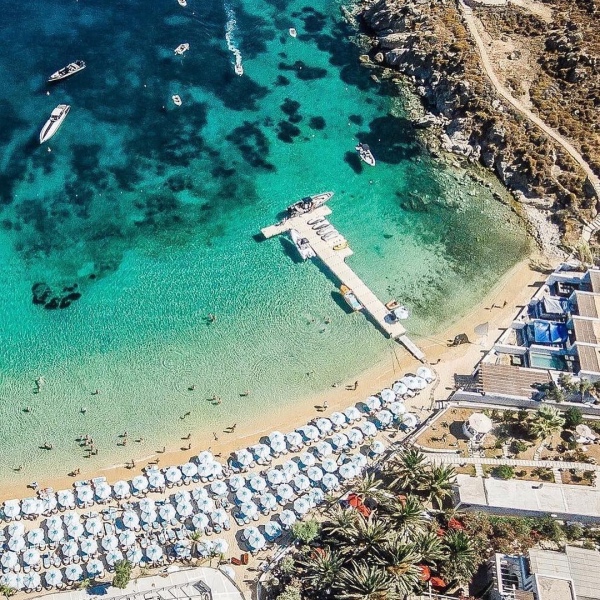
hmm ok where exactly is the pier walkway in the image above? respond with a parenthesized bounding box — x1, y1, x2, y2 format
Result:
(261, 206, 425, 361)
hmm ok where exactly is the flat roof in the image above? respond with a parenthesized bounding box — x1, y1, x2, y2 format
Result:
(480, 363, 551, 398)
(574, 292, 600, 319)
(535, 575, 575, 600)
(573, 317, 600, 345)
(588, 270, 600, 294)
(576, 343, 600, 374)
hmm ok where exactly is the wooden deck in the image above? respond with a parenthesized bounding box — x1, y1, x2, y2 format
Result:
(261, 207, 425, 361)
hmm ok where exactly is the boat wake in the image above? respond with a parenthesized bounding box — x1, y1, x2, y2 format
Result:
(224, 3, 243, 76)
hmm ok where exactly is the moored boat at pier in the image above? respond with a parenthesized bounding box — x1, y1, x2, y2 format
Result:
(340, 284, 363, 312)
(287, 192, 333, 217)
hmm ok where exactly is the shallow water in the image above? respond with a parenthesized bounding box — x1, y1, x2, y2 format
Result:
(0, 0, 529, 482)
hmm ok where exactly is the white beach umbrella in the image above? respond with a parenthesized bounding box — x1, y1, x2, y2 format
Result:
(270, 438, 287, 454)
(8, 522, 25, 537)
(347, 428, 364, 445)
(127, 546, 143, 565)
(192, 512, 209, 530)
(405, 376, 426, 391)
(196, 541, 213, 557)
(321, 458, 339, 473)
(252, 443, 271, 460)
(146, 544, 163, 562)
(48, 527, 65, 543)
(299, 425, 319, 441)
(344, 407, 361, 422)
(197, 462, 215, 478)
(23, 548, 41, 566)
(331, 433, 349, 450)
(266, 469, 284, 487)
(285, 431, 303, 449)
(197, 450, 214, 464)
(279, 510, 296, 527)
(132, 475, 149, 492)
(389, 401, 406, 416)
(220, 565, 236, 580)
(330, 411, 347, 427)
(322, 473, 339, 490)
(57, 490, 75, 508)
(392, 381, 408, 396)
(3, 500, 20, 519)
(113, 480, 131, 499)
(235, 487, 253, 504)
(293, 474, 311, 492)
(139, 498, 155, 513)
(177, 500, 193, 518)
(159, 503, 176, 522)
(264, 521, 282, 540)
(122, 510, 140, 530)
(210, 509, 229, 526)
(308, 488, 325, 506)
(276, 484, 294, 501)
(245, 531, 265, 551)
(371, 440, 386, 455)
(299, 452, 316, 468)
(192, 487, 209, 501)
(47, 514, 63, 528)
(376, 410, 394, 427)
(23, 571, 40, 590)
(67, 522, 85, 539)
(65, 564, 83, 582)
(118, 530, 137, 548)
(210, 480, 228, 497)
(352, 454, 368, 470)
(236, 449, 253, 467)
(339, 463, 357, 480)
(416, 366, 435, 382)
(243, 526, 260, 541)
(27, 528, 44, 546)
(165, 466, 182, 483)
(106, 549, 124, 566)
(1, 574, 21, 591)
(211, 461, 224, 478)
(196, 496, 215, 513)
(80, 538, 98, 556)
(86, 559, 105, 577)
(315, 441, 333, 458)
(174, 540, 191, 558)
(148, 471, 165, 489)
(63, 511, 80, 527)
(95, 482, 112, 501)
(62, 540, 79, 558)
(102, 535, 119, 551)
(268, 431, 285, 446)
(8, 536, 25, 552)
(307, 466, 324, 481)
(359, 421, 378, 437)
(294, 497, 311, 515)
(240, 502, 258, 518)
(174, 490, 191, 504)
(0, 552, 18, 570)
(77, 485, 93, 504)
(402, 413, 419, 429)
(364, 396, 381, 411)
(45, 568, 63, 587)
(22, 497, 43, 516)
(181, 462, 198, 478)
(316, 418, 333, 435)
(228, 474, 246, 491)
(85, 517, 103, 536)
(259, 493, 277, 511)
(282, 460, 300, 479)
(212, 538, 228, 554)
(380, 388, 396, 404)
(249, 476, 267, 493)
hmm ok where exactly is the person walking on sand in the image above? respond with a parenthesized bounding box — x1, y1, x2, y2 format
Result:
(213, 432, 219, 441)
(354, 380, 358, 390)
(323, 400, 329, 411)
(231, 424, 237, 432)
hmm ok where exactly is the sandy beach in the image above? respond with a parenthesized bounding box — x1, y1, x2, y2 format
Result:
(0, 254, 547, 503)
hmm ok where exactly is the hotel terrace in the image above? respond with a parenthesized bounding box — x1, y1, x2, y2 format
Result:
(478, 264, 600, 399)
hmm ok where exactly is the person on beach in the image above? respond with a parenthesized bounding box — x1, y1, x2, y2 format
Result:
(184, 433, 191, 440)
(208, 313, 216, 322)
(230, 424, 237, 432)
(213, 432, 219, 441)
(81, 407, 87, 415)
(240, 390, 250, 397)
(354, 380, 358, 390)
(323, 400, 328, 411)
(92, 389, 100, 395)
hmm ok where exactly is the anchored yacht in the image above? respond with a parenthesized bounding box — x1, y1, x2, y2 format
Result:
(356, 142, 375, 167)
(290, 229, 316, 260)
(39, 104, 70, 144)
(48, 60, 86, 83)
(287, 191, 334, 217)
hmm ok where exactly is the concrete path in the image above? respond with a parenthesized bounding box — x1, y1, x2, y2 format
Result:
(426, 452, 600, 471)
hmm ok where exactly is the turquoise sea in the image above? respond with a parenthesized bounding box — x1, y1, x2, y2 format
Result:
(0, 0, 529, 484)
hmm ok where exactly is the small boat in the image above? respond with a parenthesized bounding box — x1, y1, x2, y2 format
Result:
(172, 95, 182, 106)
(289, 28, 297, 38)
(287, 192, 334, 218)
(178, 0, 187, 6)
(333, 241, 348, 251)
(307, 217, 325, 226)
(174, 43, 190, 55)
(322, 231, 338, 241)
(290, 229, 316, 260)
(39, 104, 70, 144)
(318, 226, 335, 236)
(234, 63, 244, 76)
(313, 221, 330, 231)
(356, 142, 375, 167)
(340, 284, 363, 312)
(48, 60, 86, 83)
(386, 299, 409, 320)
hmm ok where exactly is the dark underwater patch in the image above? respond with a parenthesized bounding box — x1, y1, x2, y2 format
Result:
(278, 61, 328, 81)
(308, 116, 326, 130)
(226, 121, 276, 171)
(277, 121, 301, 143)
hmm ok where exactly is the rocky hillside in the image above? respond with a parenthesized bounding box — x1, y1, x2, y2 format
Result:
(355, 0, 596, 243)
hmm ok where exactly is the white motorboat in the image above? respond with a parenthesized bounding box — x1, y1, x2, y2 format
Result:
(289, 28, 297, 38)
(39, 104, 70, 144)
(290, 229, 316, 260)
(178, 0, 187, 6)
(234, 62, 244, 76)
(287, 192, 334, 217)
(356, 142, 375, 167)
(48, 60, 85, 83)
(172, 95, 182, 106)
(174, 43, 190, 55)
(340, 284, 363, 312)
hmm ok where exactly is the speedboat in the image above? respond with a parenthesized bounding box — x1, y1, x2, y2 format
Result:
(48, 60, 86, 83)
(356, 142, 375, 167)
(289, 28, 297, 38)
(290, 229, 316, 260)
(178, 0, 187, 6)
(234, 62, 244, 76)
(172, 95, 182, 106)
(39, 104, 70, 144)
(340, 284, 363, 312)
(287, 192, 334, 217)
(174, 43, 190, 55)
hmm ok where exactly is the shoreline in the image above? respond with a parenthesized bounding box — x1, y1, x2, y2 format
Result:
(0, 253, 546, 502)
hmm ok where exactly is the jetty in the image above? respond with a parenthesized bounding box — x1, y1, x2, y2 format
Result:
(261, 205, 425, 362)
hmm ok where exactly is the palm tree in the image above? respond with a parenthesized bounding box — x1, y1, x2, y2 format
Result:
(390, 448, 429, 493)
(375, 536, 422, 597)
(322, 507, 359, 543)
(381, 494, 428, 540)
(297, 547, 344, 594)
(441, 530, 477, 584)
(413, 530, 448, 565)
(0, 586, 16, 600)
(422, 464, 456, 509)
(344, 513, 391, 558)
(335, 561, 400, 600)
(189, 529, 204, 556)
(353, 472, 392, 504)
(528, 405, 565, 440)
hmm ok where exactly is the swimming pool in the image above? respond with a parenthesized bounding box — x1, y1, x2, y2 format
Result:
(529, 352, 567, 371)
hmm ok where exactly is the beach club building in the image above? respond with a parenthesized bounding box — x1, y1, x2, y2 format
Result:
(477, 264, 600, 399)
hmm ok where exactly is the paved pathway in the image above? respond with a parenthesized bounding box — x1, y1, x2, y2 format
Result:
(425, 453, 600, 471)
(458, 0, 600, 236)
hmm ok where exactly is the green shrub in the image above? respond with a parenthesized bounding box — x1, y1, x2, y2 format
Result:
(277, 585, 302, 600)
(564, 407, 583, 428)
(493, 465, 515, 480)
(112, 560, 132, 590)
(291, 519, 320, 545)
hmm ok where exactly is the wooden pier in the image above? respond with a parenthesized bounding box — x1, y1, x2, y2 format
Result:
(261, 206, 425, 362)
